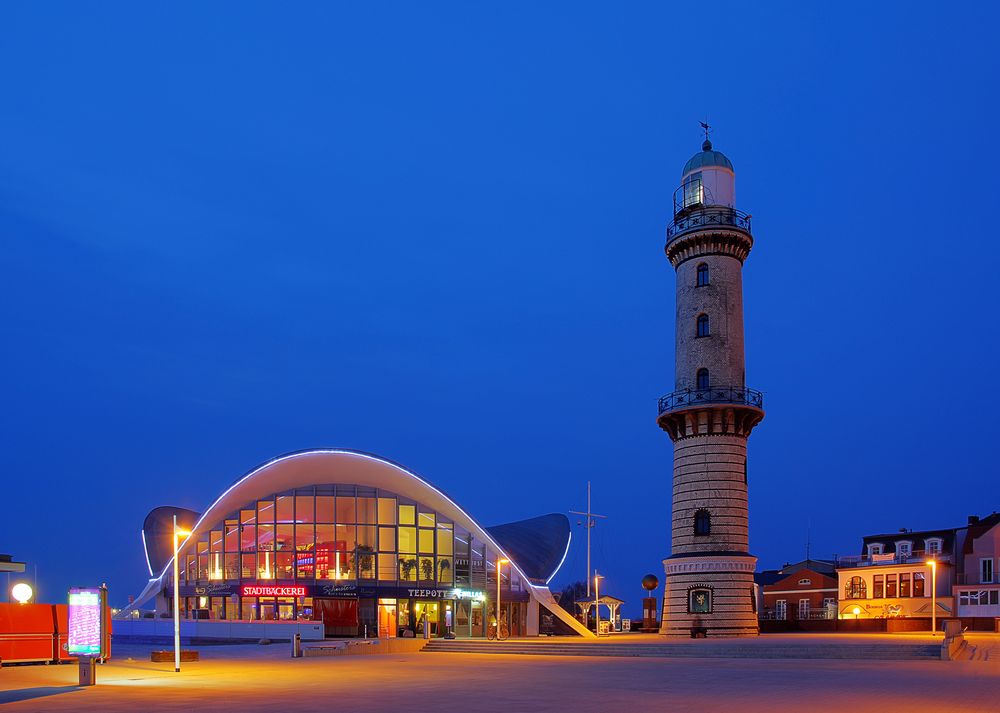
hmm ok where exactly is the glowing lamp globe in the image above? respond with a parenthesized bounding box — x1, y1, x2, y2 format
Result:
(11, 582, 33, 604)
(642, 574, 659, 592)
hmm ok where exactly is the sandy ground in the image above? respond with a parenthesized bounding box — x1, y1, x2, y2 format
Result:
(1, 638, 998, 713)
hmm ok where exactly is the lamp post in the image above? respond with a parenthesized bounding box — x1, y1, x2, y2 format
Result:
(927, 559, 937, 635)
(495, 558, 509, 641)
(594, 572, 605, 636)
(173, 516, 192, 673)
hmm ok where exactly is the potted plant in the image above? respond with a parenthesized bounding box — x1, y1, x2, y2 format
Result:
(400, 557, 417, 581)
(356, 546, 375, 578)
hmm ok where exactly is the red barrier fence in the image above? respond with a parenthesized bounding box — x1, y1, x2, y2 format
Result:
(0, 602, 112, 665)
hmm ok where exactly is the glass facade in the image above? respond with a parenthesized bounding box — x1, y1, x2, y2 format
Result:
(171, 484, 527, 637)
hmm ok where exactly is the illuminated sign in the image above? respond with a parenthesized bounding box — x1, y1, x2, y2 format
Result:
(68, 587, 103, 657)
(240, 585, 307, 597)
(450, 588, 486, 601)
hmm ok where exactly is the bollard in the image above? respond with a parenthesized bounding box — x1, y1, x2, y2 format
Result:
(291, 632, 302, 658)
(78, 657, 96, 686)
(423, 618, 430, 640)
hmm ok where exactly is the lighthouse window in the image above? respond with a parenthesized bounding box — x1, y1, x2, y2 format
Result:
(696, 314, 710, 338)
(694, 509, 711, 536)
(697, 264, 709, 286)
(696, 369, 710, 391)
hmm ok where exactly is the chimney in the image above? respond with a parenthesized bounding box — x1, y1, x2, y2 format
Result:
(968, 515, 980, 525)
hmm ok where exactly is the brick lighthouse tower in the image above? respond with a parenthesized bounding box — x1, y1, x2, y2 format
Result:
(657, 134, 764, 637)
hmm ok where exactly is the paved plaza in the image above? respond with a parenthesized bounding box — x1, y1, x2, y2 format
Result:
(2, 637, 999, 713)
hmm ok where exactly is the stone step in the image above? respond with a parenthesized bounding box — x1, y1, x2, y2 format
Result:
(423, 640, 940, 660)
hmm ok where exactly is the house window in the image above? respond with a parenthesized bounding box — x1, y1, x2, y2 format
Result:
(886, 574, 897, 598)
(697, 263, 710, 287)
(913, 572, 926, 597)
(982, 558, 994, 584)
(798, 578, 812, 586)
(925, 538, 942, 555)
(775, 599, 787, 620)
(694, 509, 711, 536)
(900, 573, 911, 597)
(896, 541, 912, 558)
(873, 574, 884, 598)
(696, 314, 710, 337)
(798, 599, 810, 620)
(867, 543, 884, 558)
(696, 368, 710, 391)
(689, 588, 712, 614)
(845, 576, 867, 600)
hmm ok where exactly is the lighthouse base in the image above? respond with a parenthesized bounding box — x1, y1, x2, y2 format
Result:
(659, 553, 759, 637)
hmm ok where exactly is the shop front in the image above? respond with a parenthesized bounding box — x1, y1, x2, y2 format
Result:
(178, 582, 511, 639)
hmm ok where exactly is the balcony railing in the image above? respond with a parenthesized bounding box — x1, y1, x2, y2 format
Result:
(666, 207, 752, 241)
(836, 551, 950, 568)
(760, 608, 836, 621)
(657, 386, 763, 415)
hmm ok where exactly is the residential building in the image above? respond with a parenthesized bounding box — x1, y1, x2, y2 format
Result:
(954, 513, 1000, 619)
(758, 560, 837, 621)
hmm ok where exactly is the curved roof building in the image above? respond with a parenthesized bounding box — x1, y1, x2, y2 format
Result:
(126, 449, 591, 639)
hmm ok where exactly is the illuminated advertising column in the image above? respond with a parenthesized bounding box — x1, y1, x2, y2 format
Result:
(68, 586, 107, 685)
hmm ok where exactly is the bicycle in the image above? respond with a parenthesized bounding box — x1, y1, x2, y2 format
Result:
(486, 615, 509, 641)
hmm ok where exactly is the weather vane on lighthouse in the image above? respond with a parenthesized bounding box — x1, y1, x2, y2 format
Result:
(700, 120, 711, 145)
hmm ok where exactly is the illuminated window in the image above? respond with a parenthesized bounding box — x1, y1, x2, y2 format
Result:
(694, 509, 711, 536)
(845, 576, 867, 599)
(696, 314, 710, 338)
(696, 368, 709, 391)
(900, 573, 911, 597)
(913, 572, 925, 597)
(377, 498, 396, 525)
(398, 504, 416, 526)
(398, 527, 417, 554)
(873, 574, 884, 598)
(682, 173, 703, 209)
(697, 263, 709, 287)
(418, 528, 435, 554)
(886, 574, 897, 598)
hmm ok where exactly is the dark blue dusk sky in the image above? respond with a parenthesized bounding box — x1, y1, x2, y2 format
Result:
(2, 3, 998, 611)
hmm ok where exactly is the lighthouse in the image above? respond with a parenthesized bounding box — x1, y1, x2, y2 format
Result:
(657, 135, 764, 637)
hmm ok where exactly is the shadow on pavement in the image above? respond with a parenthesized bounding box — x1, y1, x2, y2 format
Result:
(0, 685, 83, 704)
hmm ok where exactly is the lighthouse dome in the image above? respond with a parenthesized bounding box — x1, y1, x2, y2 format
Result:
(682, 139, 734, 176)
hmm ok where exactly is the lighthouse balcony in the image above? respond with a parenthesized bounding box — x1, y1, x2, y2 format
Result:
(657, 385, 763, 416)
(666, 207, 752, 242)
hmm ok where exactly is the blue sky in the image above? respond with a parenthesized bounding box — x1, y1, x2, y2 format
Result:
(2, 2, 998, 612)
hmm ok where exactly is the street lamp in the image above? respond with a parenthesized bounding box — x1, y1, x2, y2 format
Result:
(173, 516, 192, 673)
(926, 559, 937, 635)
(852, 605, 861, 620)
(495, 558, 509, 641)
(594, 573, 600, 634)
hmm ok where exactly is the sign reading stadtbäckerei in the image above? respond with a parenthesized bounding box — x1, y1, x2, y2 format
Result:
(68, 587, 103, 656)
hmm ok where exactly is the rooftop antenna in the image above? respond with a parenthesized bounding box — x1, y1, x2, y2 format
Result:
(570, 481, 607, 598)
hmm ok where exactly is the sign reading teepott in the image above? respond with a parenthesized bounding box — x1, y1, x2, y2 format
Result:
(68, 587, 103, 657)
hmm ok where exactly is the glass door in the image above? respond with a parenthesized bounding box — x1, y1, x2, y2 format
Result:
(378, 599, 397, 638)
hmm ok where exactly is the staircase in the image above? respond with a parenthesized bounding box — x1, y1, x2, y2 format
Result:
(424, 639, 941, 661)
